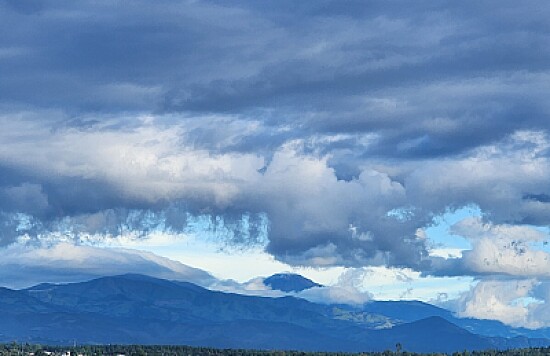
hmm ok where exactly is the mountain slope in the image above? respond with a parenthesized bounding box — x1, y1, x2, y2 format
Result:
(360, 299, 550, 340)
(263, 273, 322, 292)
(0, 274, 544, 352)
(361, 300, 452, 322)
(376, 316, 494, 353)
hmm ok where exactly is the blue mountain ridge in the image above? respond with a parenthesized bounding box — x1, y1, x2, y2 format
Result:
(360, 300, 550, 340)
(0, 274, 546, 353)
(262, 274, 550, 340)
(263, 273, 323, 292)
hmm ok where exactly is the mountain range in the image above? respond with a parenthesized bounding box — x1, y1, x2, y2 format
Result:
(0, 273, 549, 353)
(263, 273, 323, 292)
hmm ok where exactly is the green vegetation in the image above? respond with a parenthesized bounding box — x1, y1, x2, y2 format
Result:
(330, 307, 396, 329)
(1, 343, 550, 356)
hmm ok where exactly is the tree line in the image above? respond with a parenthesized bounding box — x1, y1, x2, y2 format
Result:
(1, 343, 550, 356)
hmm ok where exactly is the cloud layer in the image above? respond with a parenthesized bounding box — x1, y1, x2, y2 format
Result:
(4, 114, 550, 277)
(2, 0, 550, 327)
(0, 241, 216, 289)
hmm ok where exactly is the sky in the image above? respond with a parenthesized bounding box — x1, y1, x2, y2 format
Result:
(2, 0, 550, 328)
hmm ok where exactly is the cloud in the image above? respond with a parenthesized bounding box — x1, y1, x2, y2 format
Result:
(4, 112, 550, 277)
(2, 0, 550, 292)
(0, 114, 430, 270)
(1, 1, 550, 158)
(212, 270, 372, 306)
(452, 278, 550, 329)
(0, 240, 216, 289)
(296, 269, 372, 305)
(297, 285, 372, 306)
(210, 277, 287, 298)
(216, 265, 471, 306)
(243, 146, 430, 268)
(429, 217, 550, 278)
(0, 183, 49, 214)
(455, 218, 550, 278)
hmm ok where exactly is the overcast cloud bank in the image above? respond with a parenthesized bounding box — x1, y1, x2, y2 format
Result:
(2, 0, 550, 328)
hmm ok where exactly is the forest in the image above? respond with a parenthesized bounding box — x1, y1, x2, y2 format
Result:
(1, 344, 550, 356)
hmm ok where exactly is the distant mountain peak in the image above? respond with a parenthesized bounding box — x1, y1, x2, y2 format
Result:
(0, 274, 546, 352)
(264, 273, 322, 292)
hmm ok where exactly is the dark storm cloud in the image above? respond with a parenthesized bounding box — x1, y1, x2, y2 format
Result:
(1, 0, 550, 157)
(2, 0, 550, 277)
